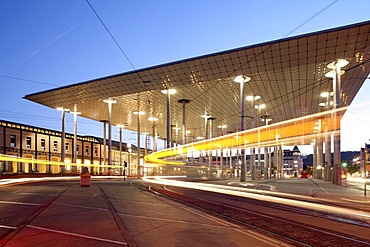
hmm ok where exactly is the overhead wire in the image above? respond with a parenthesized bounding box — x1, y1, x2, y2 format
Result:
(85, 0, 137, 72)
(0, 74, 58, 86)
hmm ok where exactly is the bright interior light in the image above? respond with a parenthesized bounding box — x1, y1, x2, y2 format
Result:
(233, 75, 251, 83)
(327, 59, 349, 69)
(133, 111, 145, 115)
(148, 117, 159, 121)
(103, 98, 117, 104)
(196, 136, 204, 140)
(320, 92, 329, 97)
(217, 125, 227, 129)
(57, 107, 70, 112)
(258, 104, 266, 109)
(201, 114, 212, 119)
(319, 102, 326, 107)
(246, 95, 261, 101)
(161, 89, 176, 94)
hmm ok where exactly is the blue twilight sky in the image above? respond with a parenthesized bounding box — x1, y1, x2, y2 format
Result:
(0, 0, 369, 154)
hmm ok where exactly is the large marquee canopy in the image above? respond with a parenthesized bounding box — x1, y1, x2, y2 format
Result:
(25, 21, 370, 146)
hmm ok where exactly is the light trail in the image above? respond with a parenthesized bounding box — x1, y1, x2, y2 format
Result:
(0, 154, 123, 169)
(0, 176, 124, 186)
(143, 176, 370, 219)
(145, 108, 346, 165)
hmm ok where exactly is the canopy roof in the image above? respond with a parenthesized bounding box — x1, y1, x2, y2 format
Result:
(25, 21, 370, 145)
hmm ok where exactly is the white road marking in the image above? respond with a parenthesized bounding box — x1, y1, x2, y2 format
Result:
(26, 225, 127, 245)
(0, 200, 43, 206)
(0, 224, 17, 229)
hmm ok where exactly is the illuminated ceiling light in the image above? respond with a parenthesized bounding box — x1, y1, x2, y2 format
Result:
(327, 59, 349, 70)
(325, 70, 345, 78)
(186, 130, 191, 134)
(319, 102, 326, 107)
(201, 114, 212, 119)
(217, 125, 227, 129)
(233, 75, 251, 84)
(246, 95, 261, 101)
(56, 107, 70, 112)
(103, 98, 117, 104)
(320, 92, 330, 97)
(70, 111, 81, 115)
(133, 111, 145, 115)
(255, 104, 266, 109)
(329, 101, 334, 105)
(196, 136, 204, 140)
(148, 117, 159, 121)
(261, 118, 272, 122)
(161, 89, 176, 94)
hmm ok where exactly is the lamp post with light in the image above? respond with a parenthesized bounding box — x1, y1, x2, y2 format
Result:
(103, 98, 117, 175)
(149, 116, 159, 151)
(178, 99, 190, 145)
(57, 107, 70, 174)
(161, 89, 176, 148)
(325, 58, 349, 185)
(246, 95, 261, 180)
(70, 111, 81, 174)
(117, 124, 124, 176)
(234, 75, 251, 182)
(320, 91, 333, 181)
(133, 110, 145, 177)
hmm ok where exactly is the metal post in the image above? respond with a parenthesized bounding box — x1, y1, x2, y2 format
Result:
(137, 98, 141, 178)
(108, 104, 112, 174)
(103, 121, 107, 174)
(119, 126, 122, 175)
(178, 99, 190, 144)
(239, 80, 246, 182)
(326, 59, 348, 185)
(71, 111, 80, 173)
(58, 107, 70, 174)
(166, 90, 171, 148)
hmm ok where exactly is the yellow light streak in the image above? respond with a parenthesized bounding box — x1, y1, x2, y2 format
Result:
(145, 108, 346, 165)
(0, 155, 123, 169)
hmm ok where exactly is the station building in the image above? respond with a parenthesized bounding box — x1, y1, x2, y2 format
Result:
(0, 119, 142, 176)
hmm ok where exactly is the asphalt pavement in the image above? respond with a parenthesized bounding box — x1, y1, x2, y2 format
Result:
(0, 176, 369, 247)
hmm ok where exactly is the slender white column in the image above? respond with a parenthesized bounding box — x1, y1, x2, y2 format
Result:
(71, 111, 81, 173)
(103, 99, 116, 175)
(57, 107, 70, 174)
(325, 59, 348, 185)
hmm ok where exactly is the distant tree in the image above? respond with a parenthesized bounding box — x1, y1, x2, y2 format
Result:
(347, 165, 359, 175)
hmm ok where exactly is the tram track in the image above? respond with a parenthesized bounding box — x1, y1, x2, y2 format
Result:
(134, 182, 370, 247)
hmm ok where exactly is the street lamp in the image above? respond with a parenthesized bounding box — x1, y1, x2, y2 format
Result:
(103, 98, 117, 175)
(57, 107, 70, 174)
(325, 58, 349, 185)
(149, 116, 159, 151)
(133, 110, 145, 177)
(178, 99, 190, 144)
(117, 124, 124, 177)
(234, 75, 251, 182)
(201, 114, 212, 139)
(217, 124, 227, 135)
(70, 111, 81, 174)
